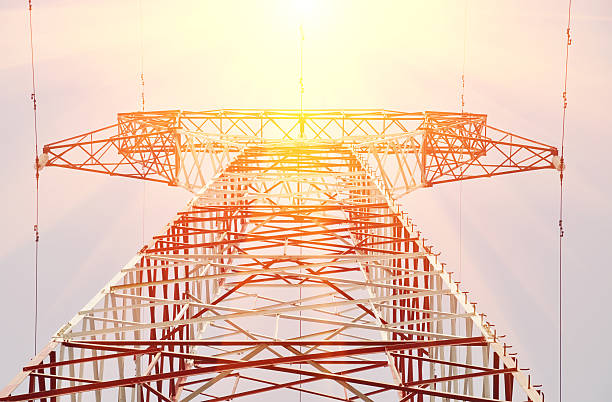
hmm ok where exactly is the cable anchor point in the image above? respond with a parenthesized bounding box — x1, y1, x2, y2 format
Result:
(552, 155, 565, 172)
(35, 152, 49, 172)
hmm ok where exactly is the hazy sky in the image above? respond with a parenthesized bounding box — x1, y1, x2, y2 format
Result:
(1, 1, 611, 400)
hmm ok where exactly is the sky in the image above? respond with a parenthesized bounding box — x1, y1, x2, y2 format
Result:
(1, 0, 611, 400)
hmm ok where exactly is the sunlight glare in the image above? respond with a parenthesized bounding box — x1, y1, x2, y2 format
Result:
(293, 0, 316, 20)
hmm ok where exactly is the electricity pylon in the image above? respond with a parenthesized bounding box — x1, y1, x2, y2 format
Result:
(1, 110, 560, 401)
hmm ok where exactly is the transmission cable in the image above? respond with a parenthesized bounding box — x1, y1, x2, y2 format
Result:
(558, 1, 572, 401)
(458, 0, 468, 282)
(298, 22, 304, 402)
(138, 0, 146, 245)
(27, 0, 40, 356)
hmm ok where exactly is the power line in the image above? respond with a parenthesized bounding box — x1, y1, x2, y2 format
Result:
(299, 24, 304, 139)
(559, 1, 572, 401)
(459, 0, 468, 282)
(27, 0, 40, 356)
(298, 23, 304, 402)
(138, 0, 145, 113)
(138, 0, 146, 246)
(461, 0, 468, 114)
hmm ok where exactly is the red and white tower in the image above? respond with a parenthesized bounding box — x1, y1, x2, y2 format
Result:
(1, 110, 560, 401)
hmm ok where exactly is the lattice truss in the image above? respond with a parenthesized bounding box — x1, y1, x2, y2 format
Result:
(2, 110, 559, 402)
(36, 110, 560, 195)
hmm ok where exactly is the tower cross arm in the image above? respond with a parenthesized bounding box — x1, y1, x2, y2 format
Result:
(37, 109, 561, 195)
(352, 112, 562, 196)
(37, 111, 251, 191)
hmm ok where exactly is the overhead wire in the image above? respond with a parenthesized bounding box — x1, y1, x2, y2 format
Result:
(27, 0, 40, 357)
(299, 24, 304, 139)
(138, 0, 146, 246)
(459, 0, 468, 282)
(461, 0, 467, 115)
(559, 1, 572, 401)
(139, 0, 145, 114)
(298, 22, 304, 402)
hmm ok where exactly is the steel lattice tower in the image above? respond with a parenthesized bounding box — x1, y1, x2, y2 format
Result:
(1, 110, 561, 401)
